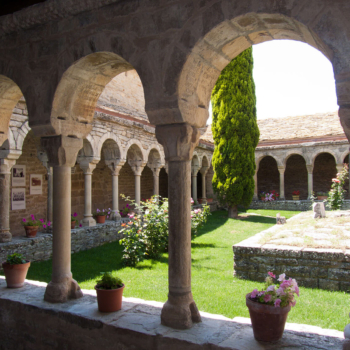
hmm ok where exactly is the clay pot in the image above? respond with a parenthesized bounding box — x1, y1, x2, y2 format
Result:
(317, 196, 327, 200)
(95, 284, 125, 312)
(96, 215, 106, 224)
(198, 199, 203, 204)
(24, 226, 39, 238)
(207, 198, 213, 203)
(71, 221, 76, 229)
(2, 261, 31, 288)
(292, 195, 300, 200)
(246, 293, 291, 342)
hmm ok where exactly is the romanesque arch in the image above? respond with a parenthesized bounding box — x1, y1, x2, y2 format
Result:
(313, 152, 337, 195)
(257, 155, 279, 197)
(285, 154, 308, 199)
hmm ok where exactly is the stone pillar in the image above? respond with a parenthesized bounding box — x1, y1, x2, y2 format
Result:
(306, 165, 313, 199)
(0, 159, 16, 243)
(337, 163, 344, 174)
(191, 166, 200, 202)
(41, 135, 83, 303)
(129, 162, 145, 208)
(47, 167, 53, 222)
(278, 166, 285, 200)
(152, 167, 161, 196)
(200, 166, 209, 201)
(156, 123, 201, 329)
(253, 171, 258, 200)
(78, 161, 97, 227)
(106, 161, 125, 220)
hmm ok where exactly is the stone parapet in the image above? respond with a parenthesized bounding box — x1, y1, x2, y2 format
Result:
(249, 199, 350, 211)
(0, 220, 126, 266)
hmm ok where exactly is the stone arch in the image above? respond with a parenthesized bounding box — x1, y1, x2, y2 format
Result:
(95, 132, 124, 161)
(313, 152, 337, 195)
(191, 153, 200, 168)
(285, 154, 308, 199)
(146, 144, 165, 167)
(7, 121, 30, 152)
(125, 139, 147, 162)
(283, 151, 307, 168)
(177, 12, 333, 128)
(0, 75, 25, 146)
(50, 52, 134, 139)
(202, 154, 209, 168)
(257, 155, 280, 196)
(256, 154, 282, 170)
(311, 150, 339, 167)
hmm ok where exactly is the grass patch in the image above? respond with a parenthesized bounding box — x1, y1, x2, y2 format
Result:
(8, 209, 350, 331)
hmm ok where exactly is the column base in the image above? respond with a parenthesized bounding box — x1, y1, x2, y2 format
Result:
(111, 210, 121, 221)
(44, 276, 83, 303)
(0, 230, 11, 243)
(161, 292, 201, 329)
(81, 216, 96, 227)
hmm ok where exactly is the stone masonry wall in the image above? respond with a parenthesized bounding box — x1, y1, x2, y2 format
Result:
(0, 221, 125, 266)
(233, 243, 350, 292)
(10, 132, 48, 237)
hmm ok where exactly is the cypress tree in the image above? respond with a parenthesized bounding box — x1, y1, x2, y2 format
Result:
(211, 47, 259, 218)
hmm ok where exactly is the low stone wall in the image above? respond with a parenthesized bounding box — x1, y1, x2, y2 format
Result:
(0, 220, 127, 267)
(249, 199, 350, 211)
(233, 220, 350, 291)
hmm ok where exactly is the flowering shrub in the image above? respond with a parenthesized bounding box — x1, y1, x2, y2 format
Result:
(21, 215, 43, 227)
(119, 195, 210, 266)
(292, 190, 300, 196)
(40, 218, 52, 229)
(120, 204, 132, 218)
(327, 164, 349, 210)
(71, 212, 78, 223)
(259, 190, 279, 202)
(93, 208, 111, 218)
(249, 272, 299, 308)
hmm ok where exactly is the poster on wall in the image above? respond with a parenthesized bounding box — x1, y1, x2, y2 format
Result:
(12, 188, 26, 210)
(12, 165, 26, 187)
(30, 174, 42, 195)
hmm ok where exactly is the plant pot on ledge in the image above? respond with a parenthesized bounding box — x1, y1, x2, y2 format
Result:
(317, 196, 327, 200)
(292, 195, 300, 200)
(96, 215, 106, 224)
(24, 226, 39, 238)
(2, 253, 30, 288)
(207, 198, 213, 203)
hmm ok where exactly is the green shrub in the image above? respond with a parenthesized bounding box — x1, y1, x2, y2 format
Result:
(6, 253, 27, 265)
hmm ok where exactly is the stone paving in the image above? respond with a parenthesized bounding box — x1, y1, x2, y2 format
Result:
(0, 277, 344, 349)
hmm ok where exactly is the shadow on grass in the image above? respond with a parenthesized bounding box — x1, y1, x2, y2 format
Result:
(191, 242, 216, 248)
(239, 215, 276, 224)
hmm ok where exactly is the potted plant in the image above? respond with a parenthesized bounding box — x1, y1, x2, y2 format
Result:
(246, 272, 299, 342)
(198, 198, 203, 204)
(2, 253, 30, 288)
(93, 208, 111, 224)
(292, 190, 300, 200)
(21, 215, 42, 237)
(207, 195, 214, 203)
(71, 212, 78, 229)
(316, 191, 328, 200)
(95, 272, 125, 312)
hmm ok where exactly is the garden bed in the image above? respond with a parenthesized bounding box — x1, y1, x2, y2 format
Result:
(233, 211, 350, 291)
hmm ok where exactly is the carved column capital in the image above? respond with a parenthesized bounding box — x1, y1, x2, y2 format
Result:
(0, 158, 17, 174)
(78, 157, 99, 175)
(191, 165, 200, 176)
(200, 166, 209, 176)
(277, 166, 285, 174)
(41, 135, 83, 167)
(128, 160, 146, 176)
(156, 123, 200, 162)
(306, 165, 313, 174)
(336, 164, 344, 173)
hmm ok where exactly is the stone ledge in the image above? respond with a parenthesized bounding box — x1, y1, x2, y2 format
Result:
(0, 277, 344, 350)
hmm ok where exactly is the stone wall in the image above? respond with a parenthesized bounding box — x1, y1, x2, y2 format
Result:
(249, 199, 350, 211)
(285, 154, 308, 200)
(233, 241, 350, 292)
(0, 221, 124, 266)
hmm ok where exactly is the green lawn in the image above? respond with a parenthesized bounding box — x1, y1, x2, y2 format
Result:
(16, 209, 350, 331)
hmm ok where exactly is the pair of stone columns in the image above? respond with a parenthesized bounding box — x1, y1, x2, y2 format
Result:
(191, 166, 209, 202)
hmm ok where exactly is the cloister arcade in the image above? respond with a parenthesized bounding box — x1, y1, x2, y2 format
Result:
(0, 0, 349, 335)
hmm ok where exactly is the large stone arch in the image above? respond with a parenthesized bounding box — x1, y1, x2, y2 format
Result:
(257, 155, 280, 196)
(176, 12, 334, 129)
(313, 152, 337, 195)
(256, 154, 283, 170)
(284, 151, 307, 168)
(285, 154, 308, 199)
(311, 150, 339, 167)
(96, 132, 125, 161)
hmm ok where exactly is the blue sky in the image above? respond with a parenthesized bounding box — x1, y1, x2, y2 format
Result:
(208, 40, 338, 123)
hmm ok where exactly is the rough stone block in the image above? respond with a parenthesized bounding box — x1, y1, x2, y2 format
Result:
(328, 268, 350, 281)
(297, 278, 318, 289)
(319, 279, 340, 291)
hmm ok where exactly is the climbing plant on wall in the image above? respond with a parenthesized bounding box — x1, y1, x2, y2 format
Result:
(211, 47, 259, 218)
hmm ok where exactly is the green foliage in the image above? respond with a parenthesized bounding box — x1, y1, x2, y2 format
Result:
(6, 253, 27, 265)
(211, 47, 259, 209)
(327, 164, 349, 210)
(119, 195, 210, 266)
(96, 271, 123, 290)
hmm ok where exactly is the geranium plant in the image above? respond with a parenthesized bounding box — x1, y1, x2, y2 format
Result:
(21, 215, 43, 227)
(93, 208, 111, 218)
(120, 204, 132, 218)
(249, 271, 299, 308)
(292, 190, 300, 196)
(260, 190, 279, 202)
(71, 212, 78, 223)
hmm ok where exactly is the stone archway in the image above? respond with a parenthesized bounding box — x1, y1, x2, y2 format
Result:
(285, 154, 308, 200)
(313, 153, 337, 195)
(257, 156, 279, 197)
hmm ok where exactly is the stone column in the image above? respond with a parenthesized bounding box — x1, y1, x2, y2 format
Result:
(0, 159, 16, 242)
(278, 166, 285, 200)
(191, 166, 200, 202)
(253, 171, 258, 200)
(337, 163, 344, 174)
(200, 166, 209, 201)
(306, 165, 313, 199)
(152, 167, 161, 196)
(41, 136, 83, 303)
(47, 167, 53, 222)
(156, 123, 201, 329)
(129, 162, 145, 209)
(78, 161, 97, 227)
(106, 161, 125, 220)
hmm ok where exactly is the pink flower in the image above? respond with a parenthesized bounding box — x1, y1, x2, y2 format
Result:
(258, 291, 265, 297)
(43, 224, 47, 228)
(274, 299, 281, 307)
(73, 212, 77, 217)
(191, 198, 194, 204)
(290, 300, 297, 307)
(280, 279, 292, 289)
(22, 218, 26, 222)
(278, 273, 286, 282)
(79, 224, 82, 227)
(251, 289, 259, 298)
(47, 221, 51, 226)
(268, 272, 276, 278)
(266, 285, 275, 292)
(263, 294, 272, 303)
(332, 178, 340, 183)
(31, 214, 35, 220)
(106, 216, 109, 219)
(276, 287, 285, 296)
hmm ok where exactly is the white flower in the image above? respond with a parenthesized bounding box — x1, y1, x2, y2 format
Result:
(278, 273, 286, 282)
(276, 287, 285, 296)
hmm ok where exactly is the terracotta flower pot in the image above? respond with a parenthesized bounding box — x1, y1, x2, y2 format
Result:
(96, 215, 106, 224)
(2, 261, 31, 288)
(292, 195, 300, 200)
(207, 198, 213, 203)
(317, 196, 327, 200)
(246, 293, 291, 342)
(24, 226, 39, 238)
(71, 221, 76, 229)
(95, 284, 125, 312)
(198, 199, 203, 204)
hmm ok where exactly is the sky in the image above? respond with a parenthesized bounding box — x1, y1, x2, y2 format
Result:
(207, 40, 338, 124)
